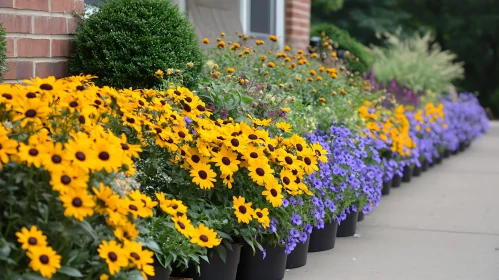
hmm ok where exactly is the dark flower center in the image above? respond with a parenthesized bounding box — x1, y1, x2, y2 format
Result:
(231, 138, 239, 147)
(197, 105, 206, 111)
(94, 100, 102, 106)
(178, 222, 186, 229)
(28, 237, 37, 245)
(72, 198, 83, 207)
(295, 177, 301, 184)
(283, 177, 290, 185)
(231, 132, 239, 137)
(108, 252, 118, 262)
(166, 138, 174, 144)
(61, 175, 71, 185)
(267, 144, 275, 152)
(172, 204, 178, 210)
(170, 114, 177, 120)
(26, 92, 37, 98)
(28, 148, 39, 156)
(183, 104, 191, 112)
(248, 134, 258, 140)
(250, 152, 258, 158)
(270, 189, 278, 197)
(296, 144, 303, 151)
(292, 169, 298, 175)
(304, 157, 312, 165)
(39, 255, 49, 264)
(198, 170, 208, 179)
(51, 155, 62, 163)
(25, 109, 37, 118)
(40, 84, 53, 90)
(126, 117, 135, 124)
(69, 101, 78, 107)
(285, 156, 293, 165)
(184, 97, 192, 103)
(138, 100, 145, 106)
(129, 204, 138, 211)
(315, 150, 322, 156)
(0, 144, 2, 149)
(238, 205, 247, 214)
(178, 131, 186, 138)
(99, 152, 110, 161)
(256, 168, 265, 176)
(160, 100, 166, 106)
(76, 85, 85, 91)
(75, 152, 86, 161)
(256, 212, 263, 218)
(78, 116, 86, 124)
(1, 93, 12, 99)
(191, 155, 200, 163)
(222, 157, 230, 165)
(155, 127, 163, 133)
(130, 252, 140, 260)
(200, 235, 209, 242)
(121, 143, 129, 150)
(174, 90, 181, 96)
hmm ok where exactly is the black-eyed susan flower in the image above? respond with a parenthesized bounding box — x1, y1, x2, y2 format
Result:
(226, 67, 235, 74)
(297, 50, 304, 55)
(98, 240, 129, 275)
(64, 132, 95, 171)
(50, 166, 89, 192)
(247, 158, 274, 186)
(232, 196, 254, 224)
(93, 136, 124, 173)
(300, 152, 319, 175)
(253, 208, 270, 228)
(157, 195, 188, 216)
(129, 190, 158, 217)
(316, 76, 323, 81)
(24, 76, 65, 96)
(93, 183, 121, 215)
(267, 62, 275, 68)
(269, 35, 278, 42)
(319, 97, 326, 103)
(123, 240, 155, 278)
(11, 98, 50, 128)
(16, 226, 48, 251)
(275, 122, 292, 132)
(217, 41, 226, 48)
(309, 70, 316, 76)
(59, 187, 96, 221)
(171, 214, 194, 238)
(0, 135, 17, 169)
(340, 88, 347, 95)
(280, 169, 298, 192)
(284, 45, 291, 51)
(296, 77, 302, 82)
(222, 173, 234, 189)
(261, 179, 284, 207)
(281, 107, 290, 113)
(212, 145, 240, 175)
(202, 38, 210, 44)
(331, 51, 337, 58)
(189, 162, 217, 189)
(26, 246, 61, 278)
(190, 224, 222, 248)
(311, 143, 328, 163)
(277, 151, 300, 171)
(256, 40, 264, 45)
(154, 70, 164, 78)
(42, 142, 67, 173)
(17, 142, 45, 168)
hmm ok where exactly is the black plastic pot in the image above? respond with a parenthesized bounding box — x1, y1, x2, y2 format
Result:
(308, 221, 338, 252)
(421, 159, 429, 171)
(171, 243, 241, 280)
(435, 156, 443, 164)
(150, 257, 171, 280)
(391, 174, 402, 187)
(459, 142, 466, 152)
(357, 211, 365, 222)
(381, 179, 392, 195)
(402, 166, 413, 183)
(443, 149, 451, 158)
(286, 235, 310, 269)
(413, 165, 422, 177)
(451, 148, 459, 155)
(237, 244, 287, 280)
(336, 211, 358, 237)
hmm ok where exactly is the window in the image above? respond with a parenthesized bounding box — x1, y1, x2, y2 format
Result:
(240, 0, 284, 46)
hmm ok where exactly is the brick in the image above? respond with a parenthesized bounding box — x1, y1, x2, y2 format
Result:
(0, 0, 14, 8)
(4, 60, 34, 80)
(52, 39, 74, 57)
(6, 39, 14, 58)
(51, 0, 74, 13)
(286, 28, 309, 36)
(74, 0, 84, 13)
(4, 61, 16, 80)
(35, 61, 68, 78)
(17, 39, 50, 58)
(67, 18, 79, 34)
(15, 0, 49, 11)
(0, 14, 32, 33)
(33, 16, 67, 35)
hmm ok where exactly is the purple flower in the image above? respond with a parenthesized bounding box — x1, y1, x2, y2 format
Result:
(291, 213, 302, 226)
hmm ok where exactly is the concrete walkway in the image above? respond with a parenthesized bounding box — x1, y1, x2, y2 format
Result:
(285, 122, 499, 280)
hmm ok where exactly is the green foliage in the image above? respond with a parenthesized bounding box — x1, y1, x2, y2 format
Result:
(69, 0, 204, 89)
(311, 0, 344, 12)
(371, 32, 464, 94)
(0, 24, 7, 81)
(311, 24, 373, 74)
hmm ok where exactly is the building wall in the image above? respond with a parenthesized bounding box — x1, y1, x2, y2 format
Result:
(285, 0, 311, 50)
(0, 0, 84, 83)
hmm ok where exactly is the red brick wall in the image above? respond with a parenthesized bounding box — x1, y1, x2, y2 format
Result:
(0, 0, 83, 83)
(285, 0, 311, 51)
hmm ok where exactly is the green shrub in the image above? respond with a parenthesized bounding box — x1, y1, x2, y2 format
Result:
(370, 32, 464, 94)
(311, 23, 373, 73)
(0, 24, 7, 81)
(69, 0, 204, 89)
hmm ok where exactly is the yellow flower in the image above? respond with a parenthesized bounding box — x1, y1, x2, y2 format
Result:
(129, 190, 158, 217)
(260, 55, 266, 62)
(233, 196, 254, 224)
(253, 208, 270, 228)
(98, 240, 129, 275)
(311, 52, 318, 58)
(312, 89, 317, 93)
(247, 158, 274, 186)
(154, 70, 164, 78)
(17, 142, 45, 169)
(124, 240, 155, 278)
(190, 224, 222, 248)
(256, 40, 265, 45)
(261, 179, 283, 207)
(202, 38, 210, 44)
(284, 45, 291, 51)
(269, 35, 278, 42)
(340, 88, 347, 95)
(281, 107, 290, 113)
(189, 162, 217, 189)
(221, 32, 225, 37)
(297, 50, 304, 55)
(217, 41, 226, 48)
(16, 226, 48, 251)
(275, 122, 292, 132)
(319, 97, 326, 103)
(226, 67, 235, 74)
(171, 214, 194, 238)
(267, 62, 275, 68)
(211, 145, 240, 175)
(309, 70, 316, 76)
(331, 51, 337, 58)
(27, 246, 61, 278)
(59, 187, 96, 221)
(0, 136, 17, 169)
(296, 77, 302, 82)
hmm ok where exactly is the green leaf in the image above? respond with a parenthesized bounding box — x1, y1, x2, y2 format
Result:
(200, 255, 209, 264)
(216, 245, 227, 263)
(142, 239, 161, 253)
(0, 242, 11, 259)
(22, 274, 47, 280)
(79, 220, 98, 241)
(58, 267, 83, 277)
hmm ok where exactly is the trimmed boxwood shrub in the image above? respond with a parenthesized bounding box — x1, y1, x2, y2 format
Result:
(70, 0, 204, 89)
(311, 23, 372, 74)
(0, 24, 7, 81)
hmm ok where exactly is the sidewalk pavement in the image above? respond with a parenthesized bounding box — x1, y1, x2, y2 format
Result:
(284, 121, 499, 280)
